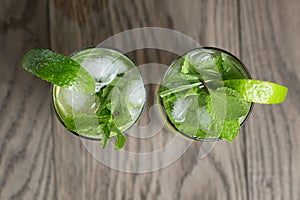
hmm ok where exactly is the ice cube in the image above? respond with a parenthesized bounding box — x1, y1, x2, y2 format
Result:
(101, 59, 128, 79)
(189, 50, 213, 64)
(58, 88, 99, 114)
(172, 97, 192, 122)
(81, 57, 128, 84)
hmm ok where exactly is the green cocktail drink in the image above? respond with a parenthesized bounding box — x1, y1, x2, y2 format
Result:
(51, 47, 146, 146)
(159, 47, 286, 142)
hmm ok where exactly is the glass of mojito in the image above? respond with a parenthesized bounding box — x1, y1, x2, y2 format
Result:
(159, 47, 287, 142)
(51, 47, 146, 147)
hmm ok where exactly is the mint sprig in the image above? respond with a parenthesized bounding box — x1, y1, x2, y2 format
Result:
(22, 49, 96, 94)
(100, 120, 126, 150)
(95, 83, 128, 149)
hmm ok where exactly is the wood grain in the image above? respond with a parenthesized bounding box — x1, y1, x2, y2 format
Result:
(50, 0, 248, 200)
(240, 0, 300, 200)
(1, 0, 299, 199)
(0, 0, 56, 199)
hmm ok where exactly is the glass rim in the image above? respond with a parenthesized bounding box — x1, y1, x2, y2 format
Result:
(158, 46, 254, 142)
(50, 46, 147, 141)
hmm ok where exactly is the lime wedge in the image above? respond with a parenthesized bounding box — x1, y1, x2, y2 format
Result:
(224, 79, 288, 104)
(22, 48, 96, 94)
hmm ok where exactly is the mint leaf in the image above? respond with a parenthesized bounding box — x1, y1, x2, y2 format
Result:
(22, 48, 96, 94)
(96, 85, 114, 112)
(116, 133, 126, 150)
(111, 87, 132, 127)
(101, 137, 109, 148)
(101, 120, 126, 150)
(101, 124, 110, 148)
(207, 87, 251, 121)
(110, 126, 126, 150)
(206, 87, 250, 141)
(206, 88, 227, 135)
(219, 120, 240, 142)
(99, 118, 126, 150)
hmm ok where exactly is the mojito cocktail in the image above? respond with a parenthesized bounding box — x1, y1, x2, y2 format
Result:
(159, 47, 287, 142)
(51, 47, 146, 145)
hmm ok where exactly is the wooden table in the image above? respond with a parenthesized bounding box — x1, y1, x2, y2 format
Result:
(1, 0, 299, 199)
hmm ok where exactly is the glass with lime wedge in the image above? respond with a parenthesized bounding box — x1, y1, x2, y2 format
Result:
(22, 47, 146, 149)
(158, 47, 288, 142)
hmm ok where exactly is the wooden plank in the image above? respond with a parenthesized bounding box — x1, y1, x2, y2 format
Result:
(0, 0, 56, 199)
(50, 0, 248, 199)
(240, 0, 300, 199)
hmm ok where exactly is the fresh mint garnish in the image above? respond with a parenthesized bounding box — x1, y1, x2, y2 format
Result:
(94, 81, 130, 149)
(22, 48, 96, 94)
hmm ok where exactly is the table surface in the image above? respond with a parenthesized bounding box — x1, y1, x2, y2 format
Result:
(1, 0, 300, 199)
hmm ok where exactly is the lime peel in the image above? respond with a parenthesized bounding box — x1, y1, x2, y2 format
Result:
(224, 79, 288, 104)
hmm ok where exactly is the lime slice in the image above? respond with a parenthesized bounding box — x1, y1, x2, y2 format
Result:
(22, 48, 95, 94)
(224, 79, 288, 104)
